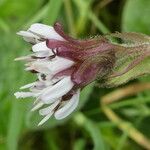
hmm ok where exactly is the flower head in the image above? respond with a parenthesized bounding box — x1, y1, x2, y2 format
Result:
(14, 22, 150, 125)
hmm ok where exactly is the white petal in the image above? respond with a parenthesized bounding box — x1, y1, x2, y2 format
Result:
(30, 88, 41, 93)
(38, 112, 53, 126)
(25, 66, 34, 71)
(39, 100, 60, 116)
(54, 90, 80, 120)
(32, 41, 51, 52)
(41, 76, 74, 103)
(46, 56, 74, 74)
(14, 92, 36, 98)
(34, 51, 53, 57)
(29, 81, 49, 92)
(26, 57, 74, 74)
(28, 23, 64, 40)
(24, 37, 39, 44)
(27, 61, 51, 74)
(20, 82, 37, 89)
(17, 31, 39, 38)
(14, 55, 33, 61)
(31, 101, 44, 111)
(17, 31, 40, 43)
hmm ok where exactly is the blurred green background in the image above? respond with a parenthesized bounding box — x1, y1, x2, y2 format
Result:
(0, 0, 150, 150)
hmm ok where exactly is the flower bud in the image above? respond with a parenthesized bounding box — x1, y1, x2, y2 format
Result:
(14, 22, 150, 125)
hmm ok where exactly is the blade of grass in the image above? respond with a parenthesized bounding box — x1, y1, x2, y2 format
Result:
(74, 112, 106, 150)
(73, 0, 91, 34)
(109, 97, 150, 109)
(102, 106, 150, 149)
(44, 131, 59, 150)
(0, 19, 10, 33)
(43, 0, 63, 25)
(23, 0, 62, 28)
(101, 83, 150, 149)
(88, 11, 110, 34)
(6, 100, 28, 150)
(116, 130, 128, 150)
(23, 3, 49, 29)
(63, 0, 76, 36)
(73, 0, 110, 34)
(73, 139, 86, 150)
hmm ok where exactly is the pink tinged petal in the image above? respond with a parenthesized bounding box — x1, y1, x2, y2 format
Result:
(54, 90, 80, 120)
(28, 23, 64, 40)
(38, 112, 53, 126)
(72, 61, 100, 87)
(39, 100, 60, 116)
(53, 41, 114, 61)
(31, 101, 44, 111)
(53, 22, 77, 43)
(41, 76, 74, 104)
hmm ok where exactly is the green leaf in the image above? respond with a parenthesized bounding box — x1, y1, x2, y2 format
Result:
(122, 0, 150, 34)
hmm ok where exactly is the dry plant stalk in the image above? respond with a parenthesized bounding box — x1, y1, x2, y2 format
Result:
(101, 83, 150, 149)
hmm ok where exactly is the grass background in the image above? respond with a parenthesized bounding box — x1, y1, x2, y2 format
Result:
(0, 0, 150, 149)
